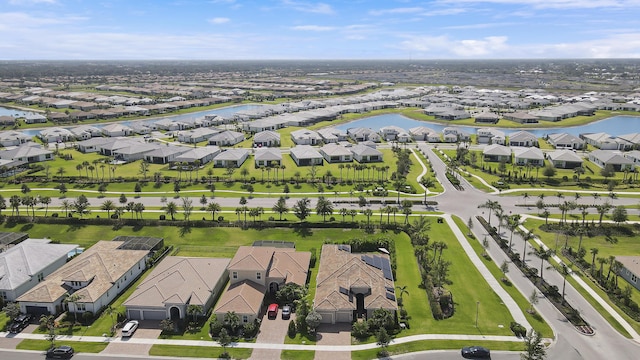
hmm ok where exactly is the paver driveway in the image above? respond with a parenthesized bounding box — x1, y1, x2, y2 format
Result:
(314, 323, 351, 360)
(249, 311, 294, 360)
(101, 320, 162, 356)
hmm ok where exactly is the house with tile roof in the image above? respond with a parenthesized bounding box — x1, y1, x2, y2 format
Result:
(509, 131, 538, 147)
(253, 130, 281, 147)
(0, 143, 53, 164)
(124, 257, 229, 321)
(547, 133, 584, 150)
(616, 256, 640, 292)
(483, 144, 511, 163)
(548, 150, 584, 169)
(588, 150, 635, 171)
(513, 147, 544, 166)
(0, 239, 78, 302)
(17, 241, 149, 317)
(213, 148, 250, 168)
(314, 244, 397, 324)
(213, 246, 310, 324)
(144, 145, 190, 164)
(208, 130, 244, 146)
(351, 144, 383, 163)
(319, 143, 352, 163)
(290, 145, 323, 166)
(0, 131, 32, 147)
(254, 148, 282, 168)
(173, 146, 221, 165)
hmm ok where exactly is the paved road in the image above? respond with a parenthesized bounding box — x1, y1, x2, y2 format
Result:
(419, 144, 640, 360)
(0, 348, 196, 360)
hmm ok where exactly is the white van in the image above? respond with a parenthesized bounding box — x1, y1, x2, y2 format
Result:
(121, 320, 139, 337)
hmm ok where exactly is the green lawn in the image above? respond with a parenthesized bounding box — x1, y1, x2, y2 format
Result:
(524, 218, 640, 335)
(149, 344, 252, 359)
(452, 217, 553, 337)
(351, 339, 525, 360)
(281, 349, 315, 360)
(0, 312, 10, 331)
(396, 216, 516, 336)
(16, 339, 108, 353)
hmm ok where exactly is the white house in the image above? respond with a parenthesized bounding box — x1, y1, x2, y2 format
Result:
(319, 143, 352, 163)
(253, 130, 281, 147)
(208, 130, 244, 146)
(0, 131, 32, 147)
(177, 128, 219, 144)
(101, 123, 133, 137)
(509, 131, 538, 147)
(0, 239, 78, 302)
(351, 144, 383, 163)
(588, 150, 635, 171)
(290, 145, 323, 166)
(548, 150, 584, 169)
(213, 149, 249, 168)
(18, 241, 148, 317)
(513, 147, 544, 166)
(547, 133, 584, 150)
(483, 144, 511, 163)
(0, 143, 53, 163)
(254, 148, 283, 167)
(144, 146, 190, 164)
(291, 128, 322, 146)
(173, 146, 222, 165)
(37, 127, 74, 143)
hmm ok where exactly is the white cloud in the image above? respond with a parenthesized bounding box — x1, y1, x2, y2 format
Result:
(291, 25, 335, 31)
(281, 0, 334, 14)
(443, 22, 517, 30)
(437, 0, 640, 9)
(8, 0, 57, 4)
(208, 17, 230, 24)
(398, 35, 508, 56)
(0, 12, 87, 29)
(369, 7, 424, 16)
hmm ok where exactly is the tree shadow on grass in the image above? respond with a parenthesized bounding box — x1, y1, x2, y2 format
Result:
(20, 223, 34, 232)
(179, 224, 192, 237)
(293, 226, 313, 238)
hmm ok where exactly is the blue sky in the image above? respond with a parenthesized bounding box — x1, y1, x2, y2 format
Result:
(1, 0, 639, 60)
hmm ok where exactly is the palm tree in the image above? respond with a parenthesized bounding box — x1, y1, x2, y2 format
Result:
(396, 285, 409, 308)
(532, 247, 553, 284)
(206, 202, 221, 221)
(315, 196, 333, 222)
(590, 247, 599, 273)
(272, 196, 289, 220)
(507, 215, 521, 250)
(559, 263, 572, 302)
(64, 293, 85, 323)
(478, 200, 500, 226)
(165, 201, 178, 221)
(363, 209, 373, 224)
(101, 200, 115, 218)
(520, 229, 535, 265)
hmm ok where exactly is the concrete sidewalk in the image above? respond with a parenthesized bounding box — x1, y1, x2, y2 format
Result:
(2, 331, 527, 352)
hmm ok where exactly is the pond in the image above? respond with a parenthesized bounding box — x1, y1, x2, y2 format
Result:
(334, 114, 640, 137)
(5, 104, 264, 137)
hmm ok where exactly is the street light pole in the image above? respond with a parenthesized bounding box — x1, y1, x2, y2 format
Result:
(475, 301, 480, 328)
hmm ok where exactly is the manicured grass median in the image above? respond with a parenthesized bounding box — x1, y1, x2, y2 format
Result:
(281, 349, 315, 360)
(16, 339, 107, 353)
(351, 339, 524, 360)
(149, 344, 252, 359)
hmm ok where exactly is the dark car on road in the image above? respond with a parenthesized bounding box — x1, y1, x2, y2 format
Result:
(281, 305, 291, 319)
(9, 313, 32, 334)
(461, 345, 490, 358)
(46, 345, 74, 359)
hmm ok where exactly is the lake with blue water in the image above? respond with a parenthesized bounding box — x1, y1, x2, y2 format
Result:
(2, 104, 263, 136)
(0, 107, 39, 117)
(334, 114, 640, 137)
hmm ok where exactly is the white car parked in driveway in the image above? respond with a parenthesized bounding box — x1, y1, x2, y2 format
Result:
(121, 320, 139, 337)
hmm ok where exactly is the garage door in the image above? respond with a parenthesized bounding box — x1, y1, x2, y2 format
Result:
(26, 306, 49, 317)
(336, 312, 351, 323)
(142, 310, 167, 320)
(127, 309, 142, 320)
(319, 312, 333, 324)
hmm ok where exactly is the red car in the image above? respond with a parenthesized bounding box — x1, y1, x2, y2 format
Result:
(267, 303, 278, 319)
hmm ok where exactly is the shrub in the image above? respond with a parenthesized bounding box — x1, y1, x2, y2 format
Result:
(218, 216, 224, 222)
(243, 321, 259, 339)
(510, 321, 527, 337)
(159, 215, 166, 220)
(210, 320, 223, 337)
(51, 213, 58, 218)
(352, 320, 370, 339)
(287, 320, 297, 338)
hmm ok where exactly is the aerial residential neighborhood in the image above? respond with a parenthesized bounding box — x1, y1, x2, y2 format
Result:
(0, 59, 639, 360)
